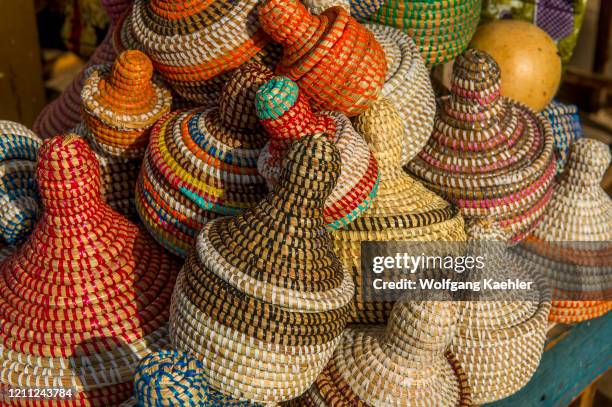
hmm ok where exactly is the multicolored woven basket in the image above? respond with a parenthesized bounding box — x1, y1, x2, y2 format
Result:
(33, 0, 132, 139)
(369, 0, 482, 67)
(453, 219, 551, 404)
(0, 135, 178, 406)
(136, 62, 273, 257)
(168, 134, 354, 404)
(541, 100, 583, 174)
(407, 49, 556, 242)
(0, 121, 42, 263)
(365, 23, 436, 163)
(512, 138, 612, 323)
(350, 0, 385, 19)
(259, 0, 388, 116)
(293, 300, 472, 406)
(256, 76, 379, 230)
(121, 350, 260, 407)
(118, 0, 279, 105)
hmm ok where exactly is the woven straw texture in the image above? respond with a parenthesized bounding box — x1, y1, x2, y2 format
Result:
(82, 50, 172, 159)
(292, 301, 472, 406)
(118, 0, 281, 105)
(0, 135, 179, 406)
(33, 0, 132, 139)
(120, 350, 261, 407)
(451, 219, 551, 404)
(303, 0, 350, 14)
(350, 0, 385, 19)
(369, 0, 482, 67)
(541, 100, 583, 174)
(513, 138, 612, 323)
(136, 62, 273, 258)
(0, 121, 42, 263)
(259, 0, 388, 117)
(333, 98, 466, 324)
(365, 23, 436, 163)
(406, 49, 556, 242)
(169, 134, 354, 404)
(256, 76, 379, 231)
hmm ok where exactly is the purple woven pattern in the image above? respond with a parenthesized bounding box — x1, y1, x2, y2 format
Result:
(535, 0, 575, 40)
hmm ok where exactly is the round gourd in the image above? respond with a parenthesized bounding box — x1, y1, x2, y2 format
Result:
(469, 20, 562, 112)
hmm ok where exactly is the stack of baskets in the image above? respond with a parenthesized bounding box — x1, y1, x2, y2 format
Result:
(79, 50, 172, 215)
(117, 0, 279, 106)
(256, 76, 379, 230)
(513, 138, 612, 323)
(541, 100, 583, 174)
(296, 300, 472, 406)
(453, 219, 551, 404)
(407, 49, 556, 241)
(0, 136, 178, 405)
(364, 23, 436, 162)
(0, 121, 42, 263)
(136, 62, 273, 257)
(333, 98, 466, 323)
(259, 0, 388, 116)
(33, 0, 132, 139)
(369, 0, 482, 67)
(169, 135, 355, 404)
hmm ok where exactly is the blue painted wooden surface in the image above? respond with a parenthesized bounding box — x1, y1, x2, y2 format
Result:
(486, 312, 612, 407)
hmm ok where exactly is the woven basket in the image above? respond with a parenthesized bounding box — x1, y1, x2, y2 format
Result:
(136, 62, 274, 257)
(350, 0, 385, 19)
(541, 100, 583, 174)
(33, 0, 132, 139)
(450, 219, 551, 404)
(169, 134, 354, 404)
(120, 350, 262, 407)
(333, 98, 466, 324)
(365, 23, 436, 163)
(256, 76, 379, 231)
(406, 49, 555, 242)
(0, 135, 179, 406)
(511, 138, 612, 323)
(291, 300, 472, 406)
(259, 0, 387, 116)
(0, 121, 42, 257)
(369, 0, 481, 67)
(303, 0, 350, 14)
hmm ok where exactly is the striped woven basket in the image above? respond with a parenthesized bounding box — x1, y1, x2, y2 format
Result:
(168, 135, 354, 404)
(303, 0, 350, 14)
(406, 49, 556, 242)
(33, 0, 132, 139)
(333, 98, 466, 324)
(350, 0, 385, 19)
(290, 300, 472, 406)
(452, 219, 551, 404)
(369, 0, 482, 67)
(511, 138, 612, 323)
(541, 100, 583, 174)
(135, 62, 273, 257)
(259, 0, 388, 116)
(0, 121, 42, 265)
(0, 135, 179, 406)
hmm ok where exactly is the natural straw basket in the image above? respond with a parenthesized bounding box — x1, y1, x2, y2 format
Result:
(291, 300, 472, 406)
(169, 134, 354, 404)
(334, 98, 466, 324)
(136, 62, 274, 257)
(259, 0, 388, 116)
(0, 135, 179, 406)
(511, 138, 612, 323)
(120, 350, 261, 407)
(451, 219, 551, 404)
(406, 49, 556, 242)
(256, 76, 379, 231)
(369, 0, 482, 67)
(303, 0, 350, 15)
(33, 0, 132, 139)
(541, 100, 583, 174)
(0, 121, 42, 259)
(365, 23, 436, 163)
